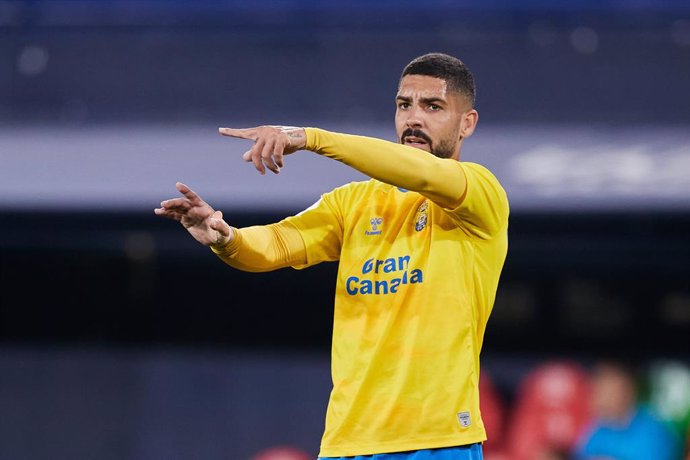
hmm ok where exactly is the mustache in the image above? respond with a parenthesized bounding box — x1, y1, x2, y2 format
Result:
(401, 128, 433, 146)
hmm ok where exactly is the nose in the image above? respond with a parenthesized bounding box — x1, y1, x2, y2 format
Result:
(404, 105, 424, 130)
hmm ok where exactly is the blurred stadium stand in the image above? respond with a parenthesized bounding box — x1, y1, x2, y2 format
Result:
(2, 0, 690, 124)
(1, 1, 689, 459)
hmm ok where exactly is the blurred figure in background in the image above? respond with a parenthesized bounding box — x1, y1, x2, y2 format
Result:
(506, 361, 592, 460)
(252, 445, 312, 460)
(479, 370, 508, 460)
(534, 449, 570, 460)
(576, 360, 681, 460)
(647, 360, 690, 454)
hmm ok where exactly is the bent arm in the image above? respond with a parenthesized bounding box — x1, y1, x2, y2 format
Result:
(210, 221, 307, 272)
(304, 128, 467, 209)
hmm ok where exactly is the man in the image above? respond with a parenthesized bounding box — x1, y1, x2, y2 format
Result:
(576, 361, 681, 460)
(155, 53, 509, 460)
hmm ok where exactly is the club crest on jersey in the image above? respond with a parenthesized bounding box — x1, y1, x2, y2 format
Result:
(414, 201, 429, 232)
(365, 217, 383, 236)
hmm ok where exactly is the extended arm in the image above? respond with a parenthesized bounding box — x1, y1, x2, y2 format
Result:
(304, 128, 466, 209)
(220, 126, 466, 209)
(219, 126, 507, 239)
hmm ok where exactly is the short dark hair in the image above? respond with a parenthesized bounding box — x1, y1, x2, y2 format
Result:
(401, 53, 476, 106)
(594, 358, 641, 382)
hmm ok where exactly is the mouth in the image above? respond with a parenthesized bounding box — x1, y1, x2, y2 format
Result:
(403, 136, 430, 149)
(401, 129, 433, 151)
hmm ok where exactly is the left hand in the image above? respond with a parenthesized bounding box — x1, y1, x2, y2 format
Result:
(219, 126, 306, 175)
(154, 182, 233, 247)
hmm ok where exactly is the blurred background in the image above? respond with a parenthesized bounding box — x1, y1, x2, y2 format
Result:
(1, 0, 689, 459)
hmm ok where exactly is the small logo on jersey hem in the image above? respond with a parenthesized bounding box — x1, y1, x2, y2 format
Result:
(365, 217, 383, 236)
(457, 411, 471, 428)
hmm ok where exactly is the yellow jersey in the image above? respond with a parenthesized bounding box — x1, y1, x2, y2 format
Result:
(212, 129, 509, 457)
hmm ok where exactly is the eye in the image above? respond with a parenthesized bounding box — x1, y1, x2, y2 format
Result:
(398, 102, 410, 110)
(428, 104, 441, 111)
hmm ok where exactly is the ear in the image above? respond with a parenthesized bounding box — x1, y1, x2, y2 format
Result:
(460, 109, 479, 139)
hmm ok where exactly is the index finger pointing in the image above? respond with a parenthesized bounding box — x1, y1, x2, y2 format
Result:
(175, 182, 204, 205)
(218, 127, 257, 140)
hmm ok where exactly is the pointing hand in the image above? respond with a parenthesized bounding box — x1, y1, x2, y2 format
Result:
(219, 125, 306, 175)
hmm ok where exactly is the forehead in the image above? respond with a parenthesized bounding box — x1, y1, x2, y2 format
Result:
(594, 367, 631, 385)
(397, 74, 449, 99)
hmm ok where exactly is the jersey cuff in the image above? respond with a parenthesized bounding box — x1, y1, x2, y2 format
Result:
(210, 227, 241, 256)
(304, 127, 319, 152)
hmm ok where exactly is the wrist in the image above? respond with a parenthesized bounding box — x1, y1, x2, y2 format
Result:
(286, 128, 307, 151)
(210, 227, 236, 249)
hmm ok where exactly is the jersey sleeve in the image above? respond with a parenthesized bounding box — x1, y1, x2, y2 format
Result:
(304, 127, 508, 239)
(210, 187, 345, 272)
(305, 128, 466, 209)
(444, 162, 509, 239)
(210, 220, 307, 272)
(282, 188, 344, 268)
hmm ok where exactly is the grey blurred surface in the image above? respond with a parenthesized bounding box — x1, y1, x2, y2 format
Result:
(1, 123, 689, 212)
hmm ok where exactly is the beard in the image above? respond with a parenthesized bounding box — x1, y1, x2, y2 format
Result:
(400, 128, 457, 159)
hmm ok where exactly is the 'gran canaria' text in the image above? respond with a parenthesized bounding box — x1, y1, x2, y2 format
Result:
(345, 255, 423, 295)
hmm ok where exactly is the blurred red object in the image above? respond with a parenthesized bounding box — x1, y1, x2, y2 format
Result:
(251, 446, 312, 460)
(480, 369, 507, 456)
(506, 361, 592, 460)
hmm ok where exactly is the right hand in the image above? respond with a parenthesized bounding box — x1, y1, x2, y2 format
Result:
(218, 126, 306, 175)
(154, 182, 233, 246)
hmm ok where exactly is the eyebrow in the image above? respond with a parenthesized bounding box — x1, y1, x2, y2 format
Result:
(396, 95, 447, 105)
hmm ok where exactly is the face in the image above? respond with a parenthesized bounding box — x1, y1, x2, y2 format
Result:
(591, 365, 636, 423)
(395, 74, 478, 160)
